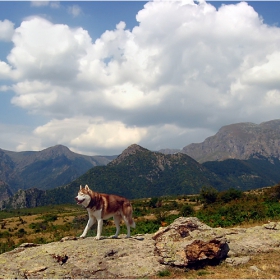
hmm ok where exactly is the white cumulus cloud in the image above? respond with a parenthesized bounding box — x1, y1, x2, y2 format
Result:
(0, 19, 14, 41)
(2, 0, 280, 154)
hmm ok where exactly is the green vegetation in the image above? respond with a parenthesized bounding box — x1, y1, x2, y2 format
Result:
(0, 184, 280, 254)
(158, 269, 171, 277)
(197, 184, 280, 227)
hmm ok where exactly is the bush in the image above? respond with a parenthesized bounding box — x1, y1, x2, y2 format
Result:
(16, 228, 27, 238)
(218, 188, 243, 203)
(180, 204, 195, 217)
(200, 186, 218, 205)
(135, 220, 161, 234)
(29, 221, 49, 232)
(41, 214, 58, 222)
(158, 269, 171, 277)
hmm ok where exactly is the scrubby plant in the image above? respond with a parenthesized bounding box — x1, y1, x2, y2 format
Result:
(200, 186, 218, 205)
(180, 204, 195, 217)
(158, 269, 171, 277)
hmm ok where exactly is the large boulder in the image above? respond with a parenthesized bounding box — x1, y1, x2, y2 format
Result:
(153, 217, 229, 267)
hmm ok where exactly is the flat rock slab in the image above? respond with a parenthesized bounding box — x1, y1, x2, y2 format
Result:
(153, 217, 280, 267)
(0, 234, 165, 279)
(1, 218, 280, 278)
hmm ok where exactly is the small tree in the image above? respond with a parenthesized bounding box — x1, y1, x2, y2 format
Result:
(180, 204, 195, 217)
(219, 188, 242, 203)
(200, 186, 218, 205)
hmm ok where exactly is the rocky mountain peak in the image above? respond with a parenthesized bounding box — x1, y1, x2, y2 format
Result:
(182, 119, 280, 162)
(109, 144, 149, 165)
(39, 145, 73, 159)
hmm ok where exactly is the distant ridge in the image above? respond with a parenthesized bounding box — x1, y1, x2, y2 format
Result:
(0, 145, 114, 194)
(2, 119, 280, 209)
(2, 143, 280, 209)
(182, 119, 280, 163)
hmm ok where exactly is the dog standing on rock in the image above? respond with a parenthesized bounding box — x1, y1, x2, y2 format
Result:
(75, 185, 135, 239)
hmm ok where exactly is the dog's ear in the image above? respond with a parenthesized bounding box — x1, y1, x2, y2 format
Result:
(85, 184, 89, 191)
(80, 185, 82, 190)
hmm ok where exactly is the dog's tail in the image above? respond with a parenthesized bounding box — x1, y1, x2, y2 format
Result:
(123, 200, 136, 228)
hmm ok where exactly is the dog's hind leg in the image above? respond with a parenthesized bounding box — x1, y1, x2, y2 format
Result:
(112, 214, 121, 238)
(121, 214, 132, 238)
(122, 201, 135, 237)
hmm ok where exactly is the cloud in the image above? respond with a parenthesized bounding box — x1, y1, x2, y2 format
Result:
(33, 117, 147, 155)
(2, 0, 280, 154)
(30, 1, 50, 7)
(7, 17, 91, 81)
(0, 123, 41, 152)
(0, 19, 14, 42)
(0, 61, 13, 79)
(67, 5, 82, 17)
(30, 1, 60, 8)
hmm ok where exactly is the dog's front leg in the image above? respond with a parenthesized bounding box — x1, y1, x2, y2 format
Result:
(95, 218, 103, 240)
(80, 216, 95, 238)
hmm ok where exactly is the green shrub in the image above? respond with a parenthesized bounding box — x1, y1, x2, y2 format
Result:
(200, 186, 218, 205)
(218, 188, 243, 203)
(158, 269, 171, 277)
(180, 204, 195, 217)
(0, 231, 11, 238)
(41, 214, 58, 222)
(16, 228, 27, 238)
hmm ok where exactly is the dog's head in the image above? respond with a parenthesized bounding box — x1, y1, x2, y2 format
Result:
(75, 185, 91, 207)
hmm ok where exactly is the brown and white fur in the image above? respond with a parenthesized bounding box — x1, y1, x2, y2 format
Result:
(75, 185, 135, 240)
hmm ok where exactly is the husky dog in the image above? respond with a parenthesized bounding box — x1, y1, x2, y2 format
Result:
(75, 185, 135, 239)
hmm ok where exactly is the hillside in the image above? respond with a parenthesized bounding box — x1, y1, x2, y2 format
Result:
(1, 144, 222, 208)
(0, 145, 113, 194)
(61, 144, 223, 200)
(182, 119, 280, 163)
(202, 156, 280, 190)
(3, 143, 280, 209)
(2, 119, 280, 209)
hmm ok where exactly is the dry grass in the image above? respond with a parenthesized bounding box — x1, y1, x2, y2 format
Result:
(0, 207, 85, 245)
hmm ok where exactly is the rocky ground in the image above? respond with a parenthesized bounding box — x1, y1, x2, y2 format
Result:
(0, 217, 280, 279)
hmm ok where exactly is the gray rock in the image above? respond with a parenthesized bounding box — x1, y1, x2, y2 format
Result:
(153, 217, 229, 267)
(225, 256, 251, 266)
(250, 265, 262, 273)
(0, 234, 165, 279)
(0, 217, 280, 278)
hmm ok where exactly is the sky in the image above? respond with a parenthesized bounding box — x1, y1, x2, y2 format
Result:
(0, 0, 280, 156)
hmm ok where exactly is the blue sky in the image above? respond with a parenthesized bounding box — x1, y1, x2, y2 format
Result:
(0, 1, 280, 155)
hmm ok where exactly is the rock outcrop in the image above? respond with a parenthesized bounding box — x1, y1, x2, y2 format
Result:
(153, 217, 280, 269)
(153, 217, 229, 267)
(182, 119, 280, 162)
(0, 217, 280, 279)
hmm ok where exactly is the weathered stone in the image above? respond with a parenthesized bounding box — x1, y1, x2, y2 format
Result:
(185, 239, 228, 264)
(263, 221, 280, 230)
(250, 265, 262, 273)
(153, 217, 229, 267)
(0, 234, 165, 279)
(60, 236, 78, 242)
(225, 256, 251, 266)
(0, 218, 280, 278)
(19, 242, 40, 248)
(225, 223, 280, 256)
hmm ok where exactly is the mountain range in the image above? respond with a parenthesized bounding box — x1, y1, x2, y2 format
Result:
(0, 144, 114, 193)
(1, 119, 280, 209)
(181, 119, 280, 162)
